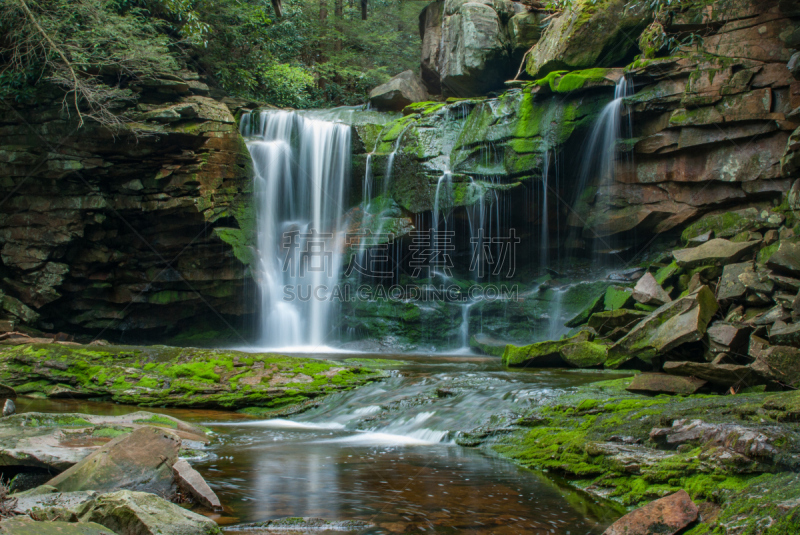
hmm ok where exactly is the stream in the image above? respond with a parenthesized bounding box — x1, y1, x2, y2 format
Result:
(17, 352, 626, 534)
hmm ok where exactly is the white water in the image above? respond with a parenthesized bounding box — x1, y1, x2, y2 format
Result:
(241, 111, 351, 348)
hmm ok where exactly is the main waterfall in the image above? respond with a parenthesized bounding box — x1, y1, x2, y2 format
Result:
(240, 111, 351, 349)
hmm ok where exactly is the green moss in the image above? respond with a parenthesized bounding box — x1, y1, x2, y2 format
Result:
(603, 286, 633, 311)
(91, 427, 130, 439)
(133, 414, 178, 428)
(757, 242, 779, 264)
(534, 68, 610, 93)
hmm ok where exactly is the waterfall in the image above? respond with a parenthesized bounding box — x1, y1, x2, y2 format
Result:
(241, 110, 351, 349)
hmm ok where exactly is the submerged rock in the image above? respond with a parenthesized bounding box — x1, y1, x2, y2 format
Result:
(228, 517, 374, 532)
(47, 427, 181, 496)
(602, 490, 698, 535)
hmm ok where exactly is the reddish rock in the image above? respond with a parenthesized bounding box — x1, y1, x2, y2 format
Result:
(602, 490, 699, 535)
(626, 373, 706, 395)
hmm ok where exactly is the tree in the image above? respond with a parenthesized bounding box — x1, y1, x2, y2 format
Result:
(319, 0, 328, 22)
(361, 0, 367, 20)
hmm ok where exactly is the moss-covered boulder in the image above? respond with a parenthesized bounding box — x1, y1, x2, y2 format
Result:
(503, 331, 608, 368)
(0, 517, 116, 535)
(0, 344, 382, 412)
(672, 239, 761, 269)
(525, 0, 650, 79)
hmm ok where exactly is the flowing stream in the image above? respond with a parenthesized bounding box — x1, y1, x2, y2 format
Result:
(21, 355, 625, 534)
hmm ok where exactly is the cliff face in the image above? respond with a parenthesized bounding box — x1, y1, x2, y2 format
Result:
(0, 75, 256, 340)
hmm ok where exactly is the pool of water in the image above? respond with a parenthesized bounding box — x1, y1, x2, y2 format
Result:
(18, 352, 626, 534)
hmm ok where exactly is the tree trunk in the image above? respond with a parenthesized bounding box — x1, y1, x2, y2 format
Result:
(271, 0, 283, 17)
(334, 0, 343, 18)
(319, 0, 328, 22)
(361, 0, 367, 20)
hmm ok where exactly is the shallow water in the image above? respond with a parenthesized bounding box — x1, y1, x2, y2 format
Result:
(19, 352, 626, 534)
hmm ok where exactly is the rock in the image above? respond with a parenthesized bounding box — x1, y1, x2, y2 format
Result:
(11, 489, 97, 521)
(753, 305, 792, 326)
(587, 309, 650, 338)
(79, 490, 221, 535)
(503, 331, 608, 368)
(790, 52, 800, 79)
(604, 286, 634, 310)
(232, 517, 374, 532)
(626, 373, 706, 395)
(47, 427, 181, 495)
(602, 490, 698, 535)
(438, 0, 513, 96)
(663, 361, 757, 389)
(526, 0, 650, 79)
(2, 399, 14, 417)
(607, 286, 718, 369)
(0, 517, 116, 535)
(767, 240, 800, 277)
(0, 384, 15, 400)
(632, 272, 672, 306)
(672, 239, 760, 269)
(681, 208, 783, 243)
(172, 459, 221, 511)
(750, 345, 800, 388)
(649, 419, 783, 460)
(368, 70, 429, 111)
(706, 322, 751, 356)
(469, 333, 508, 357)
(687, 230, 713, 245)
(769, 322, 800, 348)
(764, 229, 779, 246)
(769, 274, 800, 293)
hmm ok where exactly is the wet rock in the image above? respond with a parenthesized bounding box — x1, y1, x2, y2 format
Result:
(662, 361, 757, 389)
(172, 459, 221, 511)
(607, 267, 646, 282)
(770, 322, 800, 347)
(632, 272, 672, 307)
(767, 240, 800, 277)
(229, 517, 374, 532)
(469, 333, 507, 357)
(79, 490, 220, 535)
(602, 490, 698, 535)
(672, 239, 760, 269)
(626, 373, 706, 395)
(607, 286, 718, 369)
(0, 517, 116, 535)
(47, 427, 181, 495)
(368, 70, 429, 111)
(2, 399, 14, 417)
(649, 419, 783, 461)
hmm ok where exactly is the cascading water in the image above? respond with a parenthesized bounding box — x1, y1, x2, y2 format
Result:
(241, 110, 351, 349)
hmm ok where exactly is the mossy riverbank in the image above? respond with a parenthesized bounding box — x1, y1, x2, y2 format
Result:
(0, 344, 384, 415)
(494, 375, 800, 533)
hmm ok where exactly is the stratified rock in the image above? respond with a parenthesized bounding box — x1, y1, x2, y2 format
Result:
(172, 459, 222, 511)
(47, 427, 181, 495)
(752, 305, 792, 326)
(526, 0, 650, 79)
(649, 419, 783, 460)
(681, 208, 784, 243)
(0, 517, 116, 535)
(626, 373, 706, 395)
(767, 240, 800, 277)
(706, 322, 751, 356)
(369, 70, 429, 111)
(79, 490, 221, 535)
(602, 490, 698, 535)
(750, 345, 800, 388)
(632, 272, 671, 306)
(587, 309, 650, 338)
(663, 361, 757, 389)
(769, 323, 800, 347)
(672, 239, 760, 269)
(607, 287, 718, 369)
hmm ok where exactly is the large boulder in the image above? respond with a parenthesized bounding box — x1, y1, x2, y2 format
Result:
(47, 427, 181, 495)
(439, 0, 513, 96)
(78, 490, 221, 535)
(663, 361, 759, 389)
(602, 490, 698, 535)
(607, 286, 718, 368)
(503, 331, 608, 368)
(369, 70, 429, 112)
(526, 0, 650, 79)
